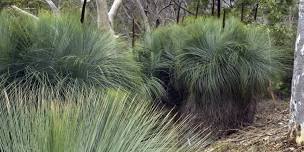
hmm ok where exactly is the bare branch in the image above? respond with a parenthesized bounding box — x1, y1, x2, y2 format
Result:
(172, 0, 194, 15)
(158, 0, 173, 15)
(11, 5, 39, 20)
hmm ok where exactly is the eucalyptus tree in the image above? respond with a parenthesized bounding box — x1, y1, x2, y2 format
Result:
(289, 0, 304, 146)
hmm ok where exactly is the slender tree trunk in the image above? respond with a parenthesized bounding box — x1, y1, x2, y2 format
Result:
(155, 19, 160, 28)
(222, 8, 226, 28)
(217, 0, 221, 18)
(135, 0, 151, 33)
(254, 2, 259, 21)
(289, 0, 304, 146)
(96, 0, 112, 31)
(80, 0, 87, 23)
(241, 3, 244, 21)
(132, 18, 136, 48)
(45, 0, 60, 15)
(177, 1, 182, 23)
(289, 6, 293, 29)
(195, 0, 200, 18)
(108, 0, 123, 26)
(212, 0, 215, 16)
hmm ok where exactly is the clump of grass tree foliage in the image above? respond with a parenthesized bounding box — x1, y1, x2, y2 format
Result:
(0, 12, 141, 91)
(178, 17, 283, 128)
(0, 81, 211, 152)
(136, 25, 190, 106)
(137, 17, 284, 129)
(0, 12, 212, 151)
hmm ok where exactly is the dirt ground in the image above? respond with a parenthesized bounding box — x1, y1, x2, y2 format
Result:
(206, 99, 304, 152)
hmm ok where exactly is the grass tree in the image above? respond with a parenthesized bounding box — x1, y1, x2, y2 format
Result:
(139, 16, 284, 129)
(0, 13, 141, 90)
(177, 17, 283, 128)
(0, 83, 210, 152)
(136, 24, 190, 106)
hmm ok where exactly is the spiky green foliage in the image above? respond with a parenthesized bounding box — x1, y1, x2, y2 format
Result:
(177, 17, 283, 126)
(137, 16, 284, 127)
(0, 12, 141, 90)
(136, 25, 190, 105)
(0, 83, 210, 152)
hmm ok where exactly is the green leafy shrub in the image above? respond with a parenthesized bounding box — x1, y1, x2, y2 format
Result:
(0, 83, 210, 152)
(177, 17, 283, 127)
(0, 12, 141, 90)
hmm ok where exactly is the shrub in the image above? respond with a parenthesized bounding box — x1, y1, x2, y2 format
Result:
(0, 83, 210, 152)
(0, 12, 141, 90)
(177, 17, 283, 127)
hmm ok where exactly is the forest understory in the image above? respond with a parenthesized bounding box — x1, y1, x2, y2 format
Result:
(207, 99, 303, 152)
(0, 0, 301, 151)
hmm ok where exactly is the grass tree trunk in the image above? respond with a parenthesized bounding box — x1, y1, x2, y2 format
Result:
(289, 0, 304, 146)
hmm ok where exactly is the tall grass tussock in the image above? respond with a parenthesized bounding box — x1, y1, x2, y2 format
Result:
(0, 82, 210, 152)
(0, 12, 141, 90)
(136, 25, 190, 106)
(138, 17, 284, 128)
(0, 12, 214, 151)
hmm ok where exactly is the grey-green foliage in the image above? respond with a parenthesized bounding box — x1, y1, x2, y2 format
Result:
(139, 17, 283, 103)
(136, 24, 190, 104)
(178, 17, 283, 103)
(0, 83, 210, 152)
(138, 16, 284, 127)
(0, 12, 141, 90)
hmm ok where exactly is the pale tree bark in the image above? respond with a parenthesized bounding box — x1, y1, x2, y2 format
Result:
(289, 0, 304, 146)
(11, 5, 39, 20)
(45, 0, 60, 15)
(96, 0, 123, 34)
(135, 0, 151, 33)
(96, 0, 112, 32)
(108, 0, 123, 26)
